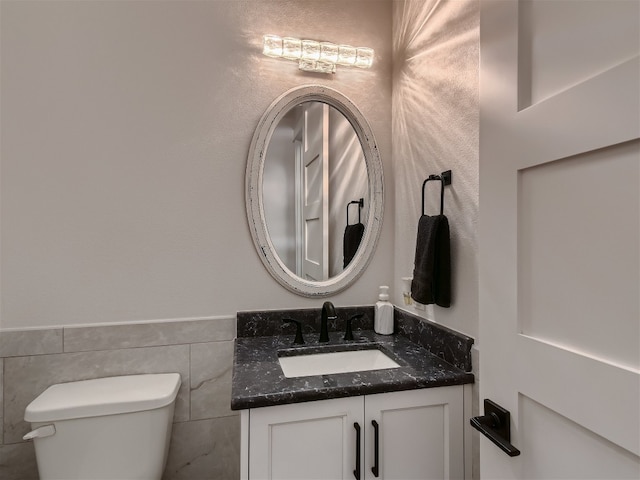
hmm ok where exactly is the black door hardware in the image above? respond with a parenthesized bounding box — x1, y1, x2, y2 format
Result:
(470, 399, 521, 457)
(371, 420, 380, 477)
(353, 422, 361, 480)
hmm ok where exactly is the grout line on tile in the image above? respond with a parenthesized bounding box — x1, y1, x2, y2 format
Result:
(61, 337, 235, 354)
(188, 343, 192, 422)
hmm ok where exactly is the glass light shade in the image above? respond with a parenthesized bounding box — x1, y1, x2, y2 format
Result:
(298, 59, 336, 74)
(282, 37, 302, 60)
(301, 40, 321, 61)
(263, 34, 373, 73)
(315, 61, 337, 74)
(354, 47, 374, 68)
(319, 42, 339, 64)
(336, 45, 357, 66)
(263, 35, 283, 58)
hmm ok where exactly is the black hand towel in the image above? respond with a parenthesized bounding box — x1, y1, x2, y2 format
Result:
(343, 222, 365, 268)
(411, 214, 451, 307)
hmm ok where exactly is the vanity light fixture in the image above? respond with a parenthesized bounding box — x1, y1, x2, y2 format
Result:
(262, 35, 374, 74)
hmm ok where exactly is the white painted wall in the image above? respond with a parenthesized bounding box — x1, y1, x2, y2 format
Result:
(0, 0, 393, 329)
(392, 0, 479, 339)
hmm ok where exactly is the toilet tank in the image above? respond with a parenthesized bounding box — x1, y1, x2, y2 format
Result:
(24, 373, 181, 480)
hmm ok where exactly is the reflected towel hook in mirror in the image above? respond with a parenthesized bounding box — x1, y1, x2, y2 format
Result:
(347, 198, 364, 225)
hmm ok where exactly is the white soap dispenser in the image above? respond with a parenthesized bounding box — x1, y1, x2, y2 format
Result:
(374, 286, 394, 335)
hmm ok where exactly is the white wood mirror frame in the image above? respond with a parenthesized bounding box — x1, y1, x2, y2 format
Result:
(246, 85, 384, 297)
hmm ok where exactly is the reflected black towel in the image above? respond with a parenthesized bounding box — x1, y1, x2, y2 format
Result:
(411, 214, 451, 307)
(343, 222, 365, 268)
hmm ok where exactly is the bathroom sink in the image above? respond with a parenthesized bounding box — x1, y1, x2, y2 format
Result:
(278, 348, 401, 378)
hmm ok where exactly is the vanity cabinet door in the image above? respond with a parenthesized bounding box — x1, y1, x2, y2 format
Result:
(248, 396, 364, 480)
(364, 386, 464, 480)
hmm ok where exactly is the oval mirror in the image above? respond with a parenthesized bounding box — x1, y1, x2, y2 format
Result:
(246, 85, 383, 297)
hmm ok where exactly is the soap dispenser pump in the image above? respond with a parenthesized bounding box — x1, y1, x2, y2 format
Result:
(374, 286, 393, 335)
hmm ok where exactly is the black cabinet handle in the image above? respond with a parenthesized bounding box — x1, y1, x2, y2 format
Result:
(470, 399, 520, 457)
(371, 420, 380, 477)
(353, 422, 361, 479)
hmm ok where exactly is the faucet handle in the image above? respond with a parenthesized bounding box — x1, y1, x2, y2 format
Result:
(282, 318, 304, 345)
(344, 314, 363, 341)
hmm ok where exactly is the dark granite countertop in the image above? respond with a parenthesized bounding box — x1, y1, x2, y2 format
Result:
(231, 307, 475, 410)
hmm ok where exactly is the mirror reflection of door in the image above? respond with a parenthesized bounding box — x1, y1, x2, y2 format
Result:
(263, 102, 368, 280)
(300, 102, 329, 281)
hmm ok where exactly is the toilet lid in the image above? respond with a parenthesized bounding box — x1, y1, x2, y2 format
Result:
(24, 373, 181, 422)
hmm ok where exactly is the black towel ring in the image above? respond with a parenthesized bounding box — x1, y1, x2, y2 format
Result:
(421, 170, 452, 216)
(347, 198, 364, 225)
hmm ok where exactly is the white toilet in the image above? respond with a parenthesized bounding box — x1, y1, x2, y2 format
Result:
(23, 373, 181, 480)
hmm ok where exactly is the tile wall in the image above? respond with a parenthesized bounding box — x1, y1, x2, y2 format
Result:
(0, 318, 239, 480)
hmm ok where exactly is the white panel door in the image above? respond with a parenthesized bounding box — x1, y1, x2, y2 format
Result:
(300, 102, 329, 281)
(364, 387, 465, 480)
(248, 396, 364, 480)
(479, 0, 639, 478)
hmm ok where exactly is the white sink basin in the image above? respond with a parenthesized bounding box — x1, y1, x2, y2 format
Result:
(278, 348, 401, 378)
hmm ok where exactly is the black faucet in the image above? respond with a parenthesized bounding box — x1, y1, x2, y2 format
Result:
(319, 301, 336, 342)
(282, 318, 304, 345)
(344, 314, 363, 341)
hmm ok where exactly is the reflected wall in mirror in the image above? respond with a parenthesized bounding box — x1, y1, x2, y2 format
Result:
(263, 101, 368, 280)
(246, 85, 383, 297)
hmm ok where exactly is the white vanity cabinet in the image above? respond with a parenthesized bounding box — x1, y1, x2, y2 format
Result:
(364, 386, 464, 480)
(240, 385, 465, 480)
(245, 395, 363, 480)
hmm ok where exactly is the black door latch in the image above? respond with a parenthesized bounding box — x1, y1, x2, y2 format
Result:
(470, 399, 521, 457)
